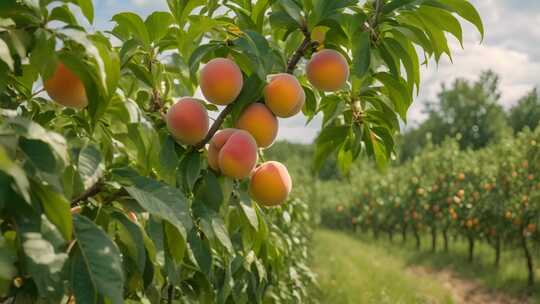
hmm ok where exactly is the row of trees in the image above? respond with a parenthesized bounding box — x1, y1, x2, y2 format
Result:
(322, 126, 540, 288)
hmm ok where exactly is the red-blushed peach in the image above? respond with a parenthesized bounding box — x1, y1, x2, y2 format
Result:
(207, 128, 237, 172)
(306, 49, 349, 92)
(166, 97, 209, 145)
(249, 161, 292, 207)
(207, 129, 258, 179)
(44, 63, 88, 109)
(264, 73, 305, 118)
(200, 58, 243, 105)
(234, 103, 278, 148)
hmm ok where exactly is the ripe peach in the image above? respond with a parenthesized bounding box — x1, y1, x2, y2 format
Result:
(166, 97, 209, 145)
(264, 73, 305, 118)
(235, 103, 278, 148)
(200, 58, 243, 105)
(44, 63, 88, 109)
(207, 129, 257, 179)
(249, 161, 292, 207)
(306, 49, 349, 92)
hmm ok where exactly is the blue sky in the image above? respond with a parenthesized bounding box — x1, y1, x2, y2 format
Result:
(91, 0, 540, 143)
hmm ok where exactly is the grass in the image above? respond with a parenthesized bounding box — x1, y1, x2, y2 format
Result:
(311, 229, 454, 304)
(357, 231, 540, 301)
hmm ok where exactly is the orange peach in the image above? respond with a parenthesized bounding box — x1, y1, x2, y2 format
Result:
(306, 49, 349, 92)
(249, 161, 292, 207)
(44, 62, 88, 109)
(235, 103, 278, 148)
(166, 97, 209, 145)
(264, 73, 305, 118)
(207, 129, 257, 179)
(200, 58, 243, 105)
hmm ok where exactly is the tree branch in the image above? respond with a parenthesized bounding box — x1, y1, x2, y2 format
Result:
(71, 180, 102, 205)
(192, 102, 235, 150)
(193, 29, 314, 150)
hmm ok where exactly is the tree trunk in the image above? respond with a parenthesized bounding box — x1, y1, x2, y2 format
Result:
(467, 235, 475, 263)
(520, 229, 535, 288)
(431, 226, 437, 252)
(494, 235, 501, 268)
(414, 227, 421, 250)
(388, 229, 394, 242)
(443, 228, 449, 252)
(402, 225, 407, 244)
(373, 225, 379, 240)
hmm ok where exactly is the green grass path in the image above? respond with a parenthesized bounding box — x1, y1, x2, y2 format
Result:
(312, 229, 454, 304)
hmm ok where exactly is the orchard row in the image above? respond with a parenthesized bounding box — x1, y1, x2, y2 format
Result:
(322, 127, 540, 287)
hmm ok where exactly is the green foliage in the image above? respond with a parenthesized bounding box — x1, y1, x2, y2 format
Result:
(509, 88, 540, 134)
(399, 71, 510, 160)
(0, 0, 482, 302)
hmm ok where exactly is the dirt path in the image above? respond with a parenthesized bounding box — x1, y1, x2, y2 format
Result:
(409, 266, 529, 304)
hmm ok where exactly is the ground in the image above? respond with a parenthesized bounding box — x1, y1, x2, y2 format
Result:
(311, 229, 532, 304)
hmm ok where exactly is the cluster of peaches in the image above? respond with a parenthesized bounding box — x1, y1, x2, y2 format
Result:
(42, 48, 350, 207)
(166, 49, 349, 206)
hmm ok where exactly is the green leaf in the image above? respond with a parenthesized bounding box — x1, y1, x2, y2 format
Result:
(367, 128, 389, 170)
(382, 0, 417, 14)
(78, 144, 103, 190)
(35, 185, 72, 241)
(70, 245, 97, 303)
(436, 0, 484, 40)
(22, 231, 67, 303)
(180, 151, 202, 192)
(312, 0, 356, 25)
(313, 126, 349, 171)
(145, 11, 174, 43)
(277, 0, 304, 26)
(164, 221, 185, 265)
(159, 134, 178, 185)
(301, 85, 317, 120)
(188, 43, 219, 80)
(239, 191, 259, 230)
(211, 216, 233, 254)
(351, 30, 370, 78)
(77, 0, 94, 23)
(112, 12, 150, 46)
(375, 72, 412, 121)
(230, 74, 265, 122)
(48, 5, 78, 25)
(188, 228, 213, 277)
(0, 146, 30, 202)
(269, 11, 299, 31)
(252, 0, 270, 31)
(0, 38, 13, 71)
(120, 172, 192, 239)
(112, 212, 146, 274)
(73, 214, 124, 304)
(384, 38, 419, 94)
(418, 5, 463, 47)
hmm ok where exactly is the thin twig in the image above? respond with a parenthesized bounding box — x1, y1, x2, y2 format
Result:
(192, 103, 235, 150)
(71, 180, 102, 205)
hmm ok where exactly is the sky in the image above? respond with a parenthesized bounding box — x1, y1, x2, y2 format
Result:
(92, 0, 540, 144)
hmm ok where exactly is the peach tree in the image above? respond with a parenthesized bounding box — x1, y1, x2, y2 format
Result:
(0, 0, 482, 302)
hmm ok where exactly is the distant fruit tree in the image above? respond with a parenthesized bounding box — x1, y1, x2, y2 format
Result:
(0, 0, 482, 303)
